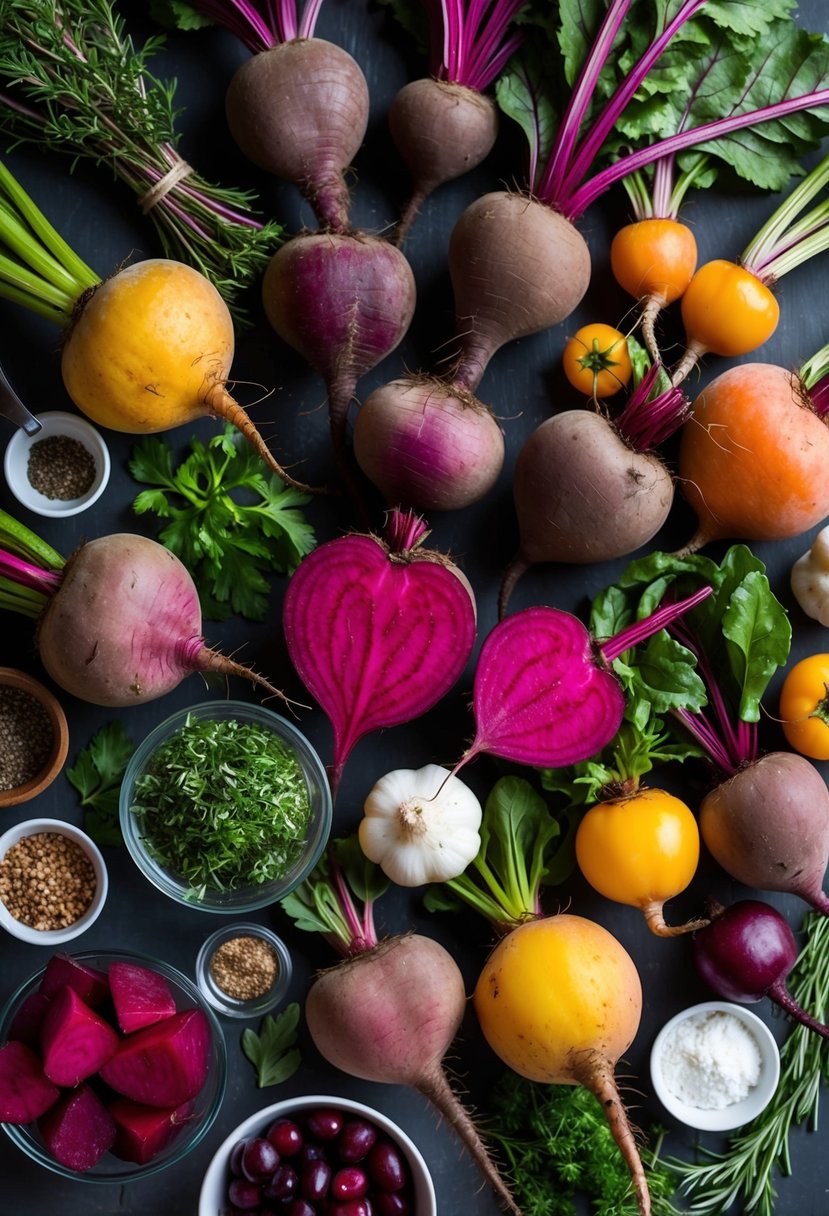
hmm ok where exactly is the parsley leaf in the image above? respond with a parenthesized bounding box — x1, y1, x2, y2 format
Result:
(241, 1003, 302, 1088)
(66, 722, 134, 846)
(130, 427, 316, 622)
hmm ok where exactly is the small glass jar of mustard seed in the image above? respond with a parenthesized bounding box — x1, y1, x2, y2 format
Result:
(196, 923, 292, 1019)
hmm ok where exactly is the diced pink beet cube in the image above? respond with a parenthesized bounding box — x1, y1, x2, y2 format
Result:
(109, 1097, 193, 1164)
(0, 1041, 60, 1123)
(98, 1009, 210, 1107)
(38, 953, 109, 1007)
(108, 961, 177, 1034)
(40, 987, 120, 1087)
(7, 991, 52, 1048)
(38, 1084, 116, 1171)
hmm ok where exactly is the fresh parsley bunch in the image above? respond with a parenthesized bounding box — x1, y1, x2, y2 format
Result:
(66, 722, 135, 846)
(130, 426, 316, 622)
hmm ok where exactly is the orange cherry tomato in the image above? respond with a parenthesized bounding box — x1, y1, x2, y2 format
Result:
(779, 654, 829, 760)
(610, 218, 698, 305)
(562, 323, 633, 398)
(679, 259, 779, 356)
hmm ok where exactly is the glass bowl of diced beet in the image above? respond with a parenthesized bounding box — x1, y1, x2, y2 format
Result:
(0, 949, 227, 1182)
(198, 1095, 437, 1216)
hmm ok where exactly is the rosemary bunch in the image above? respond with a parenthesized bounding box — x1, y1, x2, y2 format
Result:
(0, 0, 283, 318)
(670, 911, 829, 1215)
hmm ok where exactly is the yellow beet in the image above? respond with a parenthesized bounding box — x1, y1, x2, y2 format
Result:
(60, 259, 315, 491)
(473, 914, 652, 1216)
(575, 787, 706, 936)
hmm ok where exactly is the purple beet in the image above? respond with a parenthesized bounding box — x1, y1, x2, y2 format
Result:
(38, 1084, 116, 1170)
(38, 952, 109, 1006)
(40, 986, 120, 1087)
(0, 1040, 59, 1123)
(693, 899, 829, 1039)
(7, 990, 52, 1048)
(109, 1096, 193, 1164)
(108, 960, 177, 1033)
(261, 233, 416, 486)
(98, 1008, 211, 1106)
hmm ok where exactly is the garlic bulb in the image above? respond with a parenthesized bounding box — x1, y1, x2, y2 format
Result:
(359, 764, 482, 887)
(792, 525, 829, 626)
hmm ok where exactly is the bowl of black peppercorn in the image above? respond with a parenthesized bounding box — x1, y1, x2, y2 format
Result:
(3, 410, 110, 518)
(0, 668, 69, 807)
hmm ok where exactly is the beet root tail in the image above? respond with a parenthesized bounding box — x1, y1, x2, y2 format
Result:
(189, 644, 295, 708)
(498, 555, 529, 620)
(417, 1066, 522, 1216)
(574, 1057, 651, 1216)
(206, 384, 332, 496)
(643, 901, 710, 937)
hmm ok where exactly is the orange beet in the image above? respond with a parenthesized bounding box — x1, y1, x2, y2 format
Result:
(678, 362, 829, 551)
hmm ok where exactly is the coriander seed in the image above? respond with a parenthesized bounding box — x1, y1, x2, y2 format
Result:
(27, 434, 96, 500)
(0, 831, 96, 930)
(210, 934, 279, 1001)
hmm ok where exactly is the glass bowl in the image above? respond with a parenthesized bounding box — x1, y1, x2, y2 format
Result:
(198, 1094, 437, 1216)
(0, 949, 227, 1182)
(196, 923, 293, 1019)
(120, 701, 332, 914)
(650, 1000, 781, 1132)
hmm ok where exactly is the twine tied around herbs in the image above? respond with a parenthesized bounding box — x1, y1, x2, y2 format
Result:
(138, 159, 195, 214)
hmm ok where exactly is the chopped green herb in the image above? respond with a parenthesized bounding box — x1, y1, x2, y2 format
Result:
(484, 1074, 680, 1216)
(130, 426, 316, 622)
(66, 721, 135, 846)
(130, 715, 312, 899)
(241, 1003, 302, 1089)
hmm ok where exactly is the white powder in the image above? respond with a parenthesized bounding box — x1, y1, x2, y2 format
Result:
(660, 1010, 763, 1110)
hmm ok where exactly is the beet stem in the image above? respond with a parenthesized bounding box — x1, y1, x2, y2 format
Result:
(601, 585, 712, 662)
(768, 978, 829, 1039)
(417, 1066, 522, 1215)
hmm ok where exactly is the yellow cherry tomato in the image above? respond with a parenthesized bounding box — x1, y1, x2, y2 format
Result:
(779, 654, 829, 760)
(679, 259, 779, 357)
(574, 788, 700, 935)
(562, 323, 633, 398)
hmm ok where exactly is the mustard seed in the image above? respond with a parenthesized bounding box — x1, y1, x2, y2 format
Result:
(209, 934, 278, 1001)
(27, 434, 96, 500)
(0, 832, 96, 930)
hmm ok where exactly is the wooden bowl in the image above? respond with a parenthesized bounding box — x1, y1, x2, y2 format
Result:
(0, 669, 69, 808)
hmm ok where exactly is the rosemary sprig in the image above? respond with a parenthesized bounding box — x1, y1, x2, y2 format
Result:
(0, 0, 283, 319)
(669, 911, 829, 1215)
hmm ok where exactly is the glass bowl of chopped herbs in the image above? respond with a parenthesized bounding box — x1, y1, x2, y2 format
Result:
(120, 701, 332, 913)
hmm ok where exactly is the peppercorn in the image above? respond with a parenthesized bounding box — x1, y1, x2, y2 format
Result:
(0, 832, 96, 930)
(27, 434, 96, 500)
(0, 685, 54, 791)
(209, 934, 279, 1001)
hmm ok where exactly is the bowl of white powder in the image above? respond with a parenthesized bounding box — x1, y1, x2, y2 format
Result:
(650, 1001, 780, 1131)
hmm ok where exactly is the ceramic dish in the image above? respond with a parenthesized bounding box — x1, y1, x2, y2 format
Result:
(198, 1094, 437, 1216)
(4, 410, 110, 517)
(650, 1000, 781, 1131)
(0, 817, 108, 945)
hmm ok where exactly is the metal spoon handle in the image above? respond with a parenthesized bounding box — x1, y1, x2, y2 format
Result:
(0, 362, 42, 435)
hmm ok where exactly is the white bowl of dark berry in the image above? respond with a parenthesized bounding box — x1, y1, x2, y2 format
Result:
(198, 1094, 437, 1216)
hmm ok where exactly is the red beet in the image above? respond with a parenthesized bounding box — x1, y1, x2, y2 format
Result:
(40, 986, 120, 1087)
(109, 1097, 193, 1164)
(109, 960, 177, 1034)
(0, 1040, 59, 1123)
(38, 1084, 116, 1171)
(98, 1008, 211, 1106)
(38, 952, 109, 1006)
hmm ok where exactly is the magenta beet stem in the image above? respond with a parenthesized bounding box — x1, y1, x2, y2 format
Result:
(0, 548, 61, 596)
(385, 508, 429, 553)
(600, 585, 713, 664)
(808, 375, 829, 418)
(615, 365, 691, 451)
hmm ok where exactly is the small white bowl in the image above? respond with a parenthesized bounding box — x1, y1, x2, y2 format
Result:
(198, 1095, 437, 1216)
(4, 411, 110, 517)
(0, 818, 108, 945)
(650, 1000, 781, 1132)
